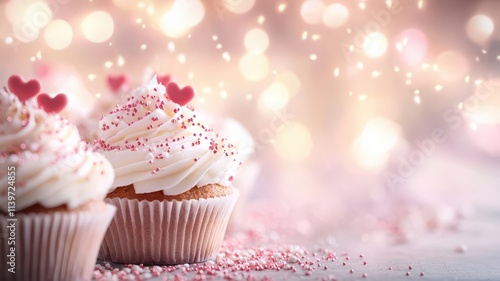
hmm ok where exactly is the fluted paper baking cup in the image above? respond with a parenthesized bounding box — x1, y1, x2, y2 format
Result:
(0, 204, 116, 281)
(99, 188, 239, 265)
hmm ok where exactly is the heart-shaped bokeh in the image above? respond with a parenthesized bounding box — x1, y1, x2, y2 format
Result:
(107, 74, 129, 93)
(37, 93, 68, 114)
(7, 75, 41, 103)
(166, 82, 195, 106)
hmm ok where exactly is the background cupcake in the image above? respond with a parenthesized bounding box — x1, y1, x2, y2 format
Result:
(96, 77, 241, 265)
(0, 75, 116, 281)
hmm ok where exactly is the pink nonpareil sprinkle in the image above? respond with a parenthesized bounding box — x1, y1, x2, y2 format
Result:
(92, 229, 373, 280)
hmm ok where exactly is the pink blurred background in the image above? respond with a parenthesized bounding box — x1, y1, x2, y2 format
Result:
(1, 0, 500, 243)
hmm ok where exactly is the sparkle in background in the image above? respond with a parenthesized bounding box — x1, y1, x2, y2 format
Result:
(1, 0, 500, 244)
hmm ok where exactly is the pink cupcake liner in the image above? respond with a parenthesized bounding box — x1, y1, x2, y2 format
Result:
(0, 204, 116, 281)
(99, 188, 239, 265)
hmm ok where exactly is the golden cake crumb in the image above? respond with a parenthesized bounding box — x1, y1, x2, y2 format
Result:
(107, 183, 234, 201)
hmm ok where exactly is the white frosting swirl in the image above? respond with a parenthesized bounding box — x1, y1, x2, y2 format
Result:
(95, 78, 241, 195)
(0, 88, 115, 212)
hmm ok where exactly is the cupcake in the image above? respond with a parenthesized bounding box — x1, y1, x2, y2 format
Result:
(0, 75, 116, 281)
(95, 77, 241, 265)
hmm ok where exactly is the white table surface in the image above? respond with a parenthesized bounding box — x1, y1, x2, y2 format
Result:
(95, 206, 500, 281)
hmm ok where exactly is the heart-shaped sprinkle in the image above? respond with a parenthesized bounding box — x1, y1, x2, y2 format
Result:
(7, 75, 41, 103)
(37, 93, 68, 114)
(107, 74, 129, 93)
(156, 74, 171, 86)
(166, 82, 195, 106)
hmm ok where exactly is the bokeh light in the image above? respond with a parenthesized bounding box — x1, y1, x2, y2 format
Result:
(322, 3, 349, 28)
(239, 53, 269, 81)
(352, 117, 401, 170)
(300, 0, 326, 25)
(182, 0, 205, 28)
(396, 28, 428, 66)
(244, 28, 269, 54)
(160, 0, 205, 38)
(2, 2, 500, 271)
(10, 1, 53, 43)
(258, 83, 290, 114)
(44, 19, 73, 50)
(466, 14, 494, 45)
(463, 79, 500, 124)
(462, 79, 500, 156)
(223, 0, 255, 14)
(363, 32, 388, 58)
(274, 122, 313, 162)
(81, 11, 114, 43)
(436, 50, 468, 82)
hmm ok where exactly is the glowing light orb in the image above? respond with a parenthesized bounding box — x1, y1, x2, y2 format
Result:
(322, 3, 348, 28)
(182, 0, 205, 27)
(258, 83, 290, 113)
(160, 11, 189, 38)
(396, 29, 428, 66)
(244, 28, 269, 54)
(224, 0, 255, 14)
(352, 117, 401, 169)
(82, 11, 114, 43)
(10, 1, 53, 42)
(300, 0, 325, 25)
(463, 79, 500, 124)
(462, 79, 500, 156)
(363, 32, 388, 58)
(274, 122, 313, 162)
(466, 14, 494, 45)
(44, 20, 73, 50)
(239, 53, 269, 81)
(160, 0, 205, 38)
(436, 50, 468, 82)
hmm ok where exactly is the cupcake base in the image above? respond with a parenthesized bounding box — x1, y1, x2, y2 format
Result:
(99, 187, 239, 265)
(0, 203, 116, 281)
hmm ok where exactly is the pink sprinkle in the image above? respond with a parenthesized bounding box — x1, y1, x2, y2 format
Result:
(406, 272, 410, 276)
(420, 272, 424, 276)
(363, 273, 368, 278)
(350, 269, 354, 274)
(363, 261, 367, 265)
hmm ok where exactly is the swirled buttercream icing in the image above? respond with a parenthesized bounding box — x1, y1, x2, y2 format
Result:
(95, 78, 241, 195)
(0, 87, 114, 212)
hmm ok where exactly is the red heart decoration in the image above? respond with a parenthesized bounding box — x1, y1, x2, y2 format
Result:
(7, 75, 41, 103)
(107, 74, 129, 93)
(37, 93, 68, 114)
(156, 74, 171, 86)
(166, 82, 195, 106)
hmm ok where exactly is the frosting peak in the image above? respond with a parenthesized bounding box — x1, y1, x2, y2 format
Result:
(95, 78, 241, 195)
(0, 85, 114, 212)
